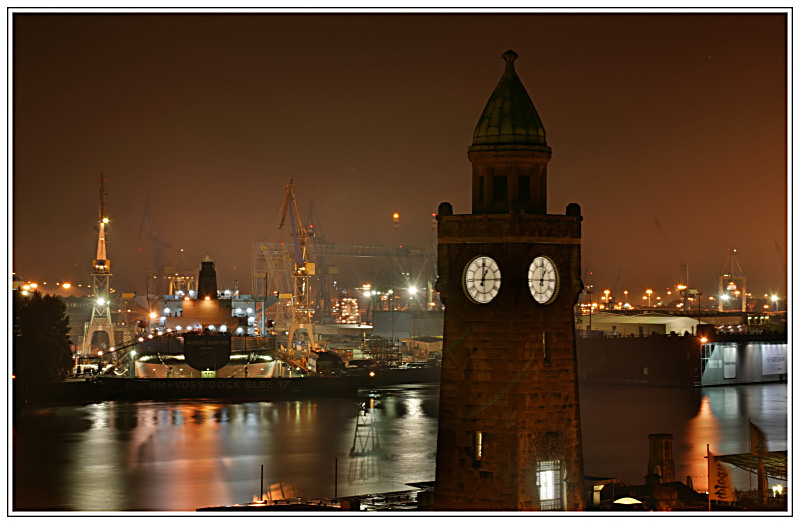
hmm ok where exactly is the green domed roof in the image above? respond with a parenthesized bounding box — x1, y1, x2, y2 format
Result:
(469, 50, 550, 153)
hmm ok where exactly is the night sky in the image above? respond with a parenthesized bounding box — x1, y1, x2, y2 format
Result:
(11, 10, 788, 301)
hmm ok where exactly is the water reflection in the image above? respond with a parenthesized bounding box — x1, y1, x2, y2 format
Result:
(13, 383, 786, 511)
(580, 383, 787, 493)
(14, 385, 440, 511)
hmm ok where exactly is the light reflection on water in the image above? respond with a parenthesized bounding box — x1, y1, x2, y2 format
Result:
(579, 383, 787, 493)
(13, 382, 786, 511)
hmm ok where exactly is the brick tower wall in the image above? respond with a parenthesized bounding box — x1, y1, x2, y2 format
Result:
(433, 211, 586, 510)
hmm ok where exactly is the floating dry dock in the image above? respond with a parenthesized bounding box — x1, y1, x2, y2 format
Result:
(197, 487, 433, 512)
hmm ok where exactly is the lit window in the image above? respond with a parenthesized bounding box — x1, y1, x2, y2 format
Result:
(536, 460, 562, 510)
(475, 431, 483, 460)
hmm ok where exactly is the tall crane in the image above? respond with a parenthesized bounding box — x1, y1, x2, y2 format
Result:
(83, 174, 116, 355)
(719, 248, 746, 312)
(278, 180, 315, 367)
(138, 198, 172, 304)
(305, 199, 333, 323)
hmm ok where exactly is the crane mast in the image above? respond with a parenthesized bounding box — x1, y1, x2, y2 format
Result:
(278, 180, 315, 368)
(83, 174, 116, 355)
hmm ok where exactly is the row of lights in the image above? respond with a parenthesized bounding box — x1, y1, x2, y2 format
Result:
(360, 283, 420, 298)
(595, 287, 782, 307)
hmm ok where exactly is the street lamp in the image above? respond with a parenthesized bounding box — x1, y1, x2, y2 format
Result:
(646, 289, 653, 307)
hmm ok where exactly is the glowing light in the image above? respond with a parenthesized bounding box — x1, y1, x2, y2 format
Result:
(97, 298, 106, 306)
(102, 217, 109, 224)
(614, 497, 643, 505)
(62, 283, 71, 289)
(204, 296, 211, 301)
(409, 286, 418, 295)
(149, 312, 157, 319)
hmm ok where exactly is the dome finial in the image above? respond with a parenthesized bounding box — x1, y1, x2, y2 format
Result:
(502, 50, 518, 70)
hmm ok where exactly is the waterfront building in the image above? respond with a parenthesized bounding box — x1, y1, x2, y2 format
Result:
(433, 51, 585, 510)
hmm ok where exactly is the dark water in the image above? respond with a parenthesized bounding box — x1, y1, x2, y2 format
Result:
(12, 382, 787, 512)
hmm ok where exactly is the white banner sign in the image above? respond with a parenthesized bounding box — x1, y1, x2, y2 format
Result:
(761, 344, 786, 375)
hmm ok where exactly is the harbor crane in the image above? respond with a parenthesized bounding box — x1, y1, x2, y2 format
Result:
(83, 174, 116, 355)
(279, 179, 315, 369)
(138, 198, 172, 303)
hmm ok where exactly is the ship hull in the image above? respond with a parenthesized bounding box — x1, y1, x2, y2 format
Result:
(54, 376, 359, 403)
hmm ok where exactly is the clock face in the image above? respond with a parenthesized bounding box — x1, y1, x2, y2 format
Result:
(463, 256, 502, 304)
(529, 256, 559, 304)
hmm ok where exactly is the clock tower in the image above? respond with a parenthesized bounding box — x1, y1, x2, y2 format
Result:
(433, 50, 585, 511)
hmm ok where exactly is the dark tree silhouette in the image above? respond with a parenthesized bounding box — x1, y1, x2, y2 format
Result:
(13, 290, 73, 403)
